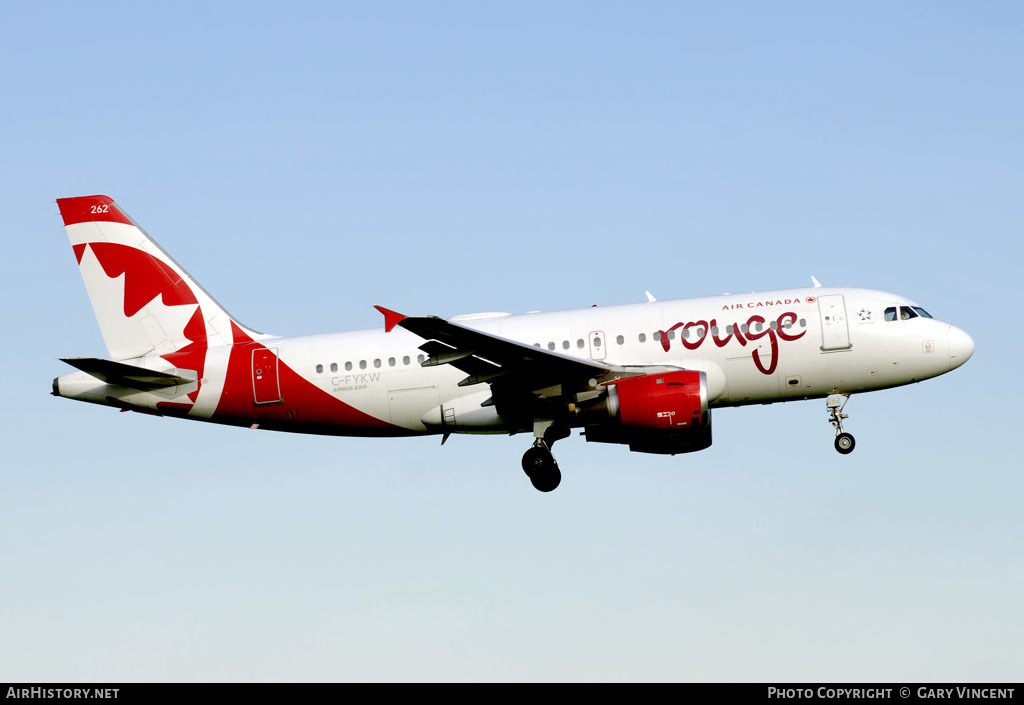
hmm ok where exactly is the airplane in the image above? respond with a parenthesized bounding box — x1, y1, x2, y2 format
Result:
(52, 194, 975, 492)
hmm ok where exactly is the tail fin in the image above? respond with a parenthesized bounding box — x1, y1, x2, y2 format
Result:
(57, 195, 263, 361)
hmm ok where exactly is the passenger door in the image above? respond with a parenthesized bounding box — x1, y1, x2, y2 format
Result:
(252, 348, 283, 404)
(817, 295, 851, 351)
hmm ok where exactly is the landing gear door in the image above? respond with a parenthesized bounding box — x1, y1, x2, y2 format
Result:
(252, 348, 283, 404)
(817, 295, 851, 351)
(588, 331, 606, 361)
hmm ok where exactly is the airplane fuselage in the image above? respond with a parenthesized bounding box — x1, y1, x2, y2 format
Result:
(56, 286, 972, 436)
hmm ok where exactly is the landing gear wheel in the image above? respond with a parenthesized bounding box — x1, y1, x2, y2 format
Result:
(834, 432, 855, 454)
(521, 445, 561, 492)
(530, 466, 562, 492)
(521, 446, 549, 477)
(826, 392, 856, 455)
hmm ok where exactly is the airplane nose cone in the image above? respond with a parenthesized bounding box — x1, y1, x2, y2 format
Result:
(948, 325, 974, 370)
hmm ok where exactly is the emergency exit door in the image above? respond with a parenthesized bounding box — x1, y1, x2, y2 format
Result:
(252, 348, 283, 404)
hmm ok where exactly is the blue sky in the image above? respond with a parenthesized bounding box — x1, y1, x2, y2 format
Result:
(2, 1, 1022, 681)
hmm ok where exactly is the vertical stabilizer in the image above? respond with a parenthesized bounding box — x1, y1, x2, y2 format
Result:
(57, 194, 264, 362)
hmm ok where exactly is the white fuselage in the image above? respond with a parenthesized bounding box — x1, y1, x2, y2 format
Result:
(56, 285, 973, 436)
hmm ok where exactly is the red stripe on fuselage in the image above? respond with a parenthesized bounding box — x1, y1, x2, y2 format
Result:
(212, 323, 396, 432)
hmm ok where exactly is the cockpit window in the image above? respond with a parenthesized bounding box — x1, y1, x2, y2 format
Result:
(886, 306, 931, 321)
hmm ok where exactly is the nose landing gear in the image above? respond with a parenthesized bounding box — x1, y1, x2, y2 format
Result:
(827, 392, 855, 454)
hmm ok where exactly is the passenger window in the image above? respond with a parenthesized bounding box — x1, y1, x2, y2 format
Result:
(330, 363, 338, 373)
(682, 328, 690, 339)
(388, 357, 396, 367)
(417, 354, 426, 364)
(667, 330, 675, 340)
(799, 319, 806, 327)
(638, 333, 646, 343)
(616, 335, 624, 345)
(374, 359, 381, 368)
(403, 356, 410, 365)
(345, 362, 352, 371)
(315, 364, 323, 374)
(593, 336, 602, 347)
(359, 360, 367, 370)
(577, 339, 585, 349)
(562, 340, 570, 350)
(548, 342, 555, 351)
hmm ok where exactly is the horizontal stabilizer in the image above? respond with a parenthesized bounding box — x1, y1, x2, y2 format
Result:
(60, 357, 196, 389)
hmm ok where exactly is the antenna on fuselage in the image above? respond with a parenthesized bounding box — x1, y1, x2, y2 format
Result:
(644, 290, 657, 303)
(810, 276, 823, 288)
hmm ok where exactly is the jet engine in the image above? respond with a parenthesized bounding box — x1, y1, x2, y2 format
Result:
(585, 370, 712, 454)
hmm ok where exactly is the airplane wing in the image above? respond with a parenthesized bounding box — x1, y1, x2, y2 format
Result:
(60, 357, 197, 390)
(374, 306, 610, 391)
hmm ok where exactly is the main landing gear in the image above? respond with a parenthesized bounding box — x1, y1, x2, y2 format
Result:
(827, 392, 855, 454)
(522, 441, 560, 492)
(522, 422, 569, 492)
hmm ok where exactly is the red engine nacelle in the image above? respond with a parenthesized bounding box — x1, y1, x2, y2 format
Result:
(605, 370, 709, 430)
